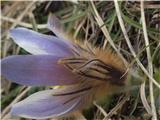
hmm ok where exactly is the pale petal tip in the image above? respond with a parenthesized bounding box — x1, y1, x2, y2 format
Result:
(9, 27, 23, 40)
(10, 105, 28, 119)
(9, 28, 16, 38)
(47, 13, 62, 31)
(10, 104, 20, 117)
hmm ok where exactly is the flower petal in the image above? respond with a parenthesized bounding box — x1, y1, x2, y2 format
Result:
(11, 89, 84, 119)
(47, 14, 81, 56)
(1, 55, 79, 86)
(47, 13, 66, 39)
(10, 27, 74, 57)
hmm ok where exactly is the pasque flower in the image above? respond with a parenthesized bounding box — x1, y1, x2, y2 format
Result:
(1, 14, 127, 119)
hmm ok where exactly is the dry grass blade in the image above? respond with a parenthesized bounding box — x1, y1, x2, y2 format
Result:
(1, 16, 47, 29)
(3, 1, 19, 16)
(93, 101, 108, 117)
(103, 94, 130, 120)
(113, 0, 160, 89)
(144, 4, 160, 9)
(10, 1, 35, 29)
(140, 1, 157, 119)
(73, 16, 87, 39)
(140, 82, 152, 115)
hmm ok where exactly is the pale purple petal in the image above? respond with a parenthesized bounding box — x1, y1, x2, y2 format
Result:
(10, 27, 74, 57)
(11, 89, 84, 119)
(1, 55, 79, 86)
(47, 14, 74, 46)
(47, 13, 65, 39)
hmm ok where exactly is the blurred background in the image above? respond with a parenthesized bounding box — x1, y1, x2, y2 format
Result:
(1, 1, 160, 120)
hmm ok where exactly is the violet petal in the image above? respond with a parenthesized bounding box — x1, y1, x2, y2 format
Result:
(1, 55, 79, 86)
(11, 89, 83, 119)
(10, 27, 74, 57)
(47, 14, 74, 46)
(47, 13, 65, 39)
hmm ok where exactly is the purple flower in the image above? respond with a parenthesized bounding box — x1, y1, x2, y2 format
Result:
(1, 14, 90, 119)
(1, 14, 127, 119)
